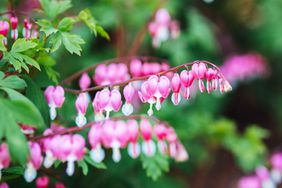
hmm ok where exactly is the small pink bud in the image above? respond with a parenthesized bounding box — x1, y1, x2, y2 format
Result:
(79, 73, 91, 90)
(94, 64, 108, 85)
(123, 83, 135, 103)
(140, 118, 152, 141)
(271, 152, 282, 171)
(180, 70, 194, 99)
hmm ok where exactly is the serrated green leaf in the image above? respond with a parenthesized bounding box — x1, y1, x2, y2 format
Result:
(39, 0, 72, 19)
(141, 153, 169, 181)
(37, 19, 58, 36)
(78, 9, 110, 40)
(11, 53, 41, 71)
(78, 160, 88, 176)
(84, 155, 106, 169)
(61, 32, 85, 56)
(49, 32, 62, 53)
(58, 17, 75, 32)
(11, 39, 37, 53)
(3, 52, 22, 72)
(0, 75, 27, 89)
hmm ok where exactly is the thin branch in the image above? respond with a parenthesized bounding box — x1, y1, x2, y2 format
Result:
(31, 114, 163, 141)
(63, 60, 225, 94)
(59, 56, 168, 85)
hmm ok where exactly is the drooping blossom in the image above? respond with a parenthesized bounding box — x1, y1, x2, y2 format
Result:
(79, 73, 91, 90)
(140, 118, 156, 156)
(220, 53, 268, 85)
(24, 142, 43, 182)
(122, 83, 135, 116)
(180, 70, 195, 100)
(102, 120, 128, 162)
(174, 141, 189, 162)
(166, 127, 178, 158)
(154, 124, 168, 154)
(92, 88, 122, 120)
(148, 8, 180, 48)
(171, 73, 182, 105)
(44, 86, 65, 120)
(23, 19, 32, 39)
(75, 93, 89, 127)
(138, 75, 170, 116)
(58, 134, 85, 176)
(88, 123, 105, 163)
(10, 17, 18, 40)
(0, 143, 10, 181)
(0, 21, 9, 45)
(127, 119, 140, 158)
(191, 62, 207, 93)
(36, 176, 49, 188)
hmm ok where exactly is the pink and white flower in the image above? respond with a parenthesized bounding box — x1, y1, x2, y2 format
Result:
(44, 86, 65, 120)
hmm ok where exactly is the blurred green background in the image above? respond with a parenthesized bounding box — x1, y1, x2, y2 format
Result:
(1, 0, 282, 187)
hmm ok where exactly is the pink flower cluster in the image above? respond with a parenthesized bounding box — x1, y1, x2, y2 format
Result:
(148, 8, 180, 48)
(88, 119, 188, 163)
(0, 17, 38, 45)
(238, 152, 282, 188)
(129, 58, 170, 77)
(94, 63, 130, 86)
(42, 126, 85, 176)
(89, 59, 170, 86)
(138, 62, 232, 115)
(36, 176, 66, 188)
(221, 53, 268, 85)
(45, 61, 231, 124)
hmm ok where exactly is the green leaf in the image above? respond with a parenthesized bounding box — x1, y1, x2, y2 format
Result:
(2, 166, 24, 175)
(23, 76, 50, 126)
(37, 19, 58, 36)
(78, 160, 88, 176)
(141, 153, 169, 181)
(54, 160, 61, 168)
(11, 52, 41, 71)
(78, 9, 110, 40)
(61, 32, 85, 56)
(1, 88, 46, 130)
(0, 35, 7, 52)
(49, 32, 62, 53)
(96, 25, 110, 40)
(39, 0, 72, 19)
(84, 155, 106, 169)
(11, 39, 37, 53)
(0, 75, 27, 89)
(58, 17, 75, 32)
(0, 98, 29, 165)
